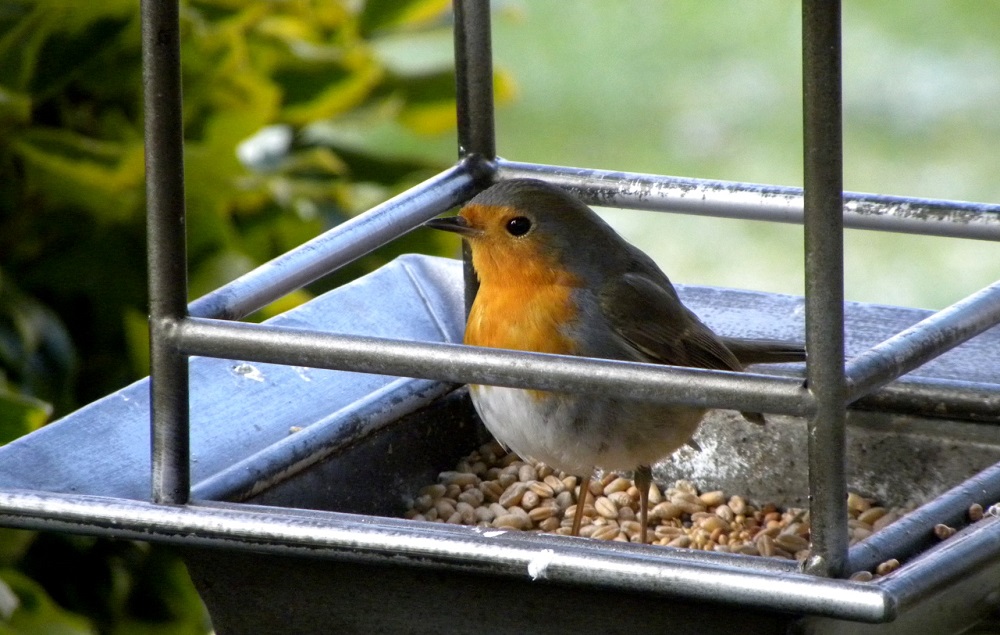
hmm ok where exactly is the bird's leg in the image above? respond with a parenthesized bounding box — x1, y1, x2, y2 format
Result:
(634, 465, 652, 544)
(570, 473, 592, 536)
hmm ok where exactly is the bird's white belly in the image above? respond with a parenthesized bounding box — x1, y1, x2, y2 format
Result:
(468, 385, 704, 476)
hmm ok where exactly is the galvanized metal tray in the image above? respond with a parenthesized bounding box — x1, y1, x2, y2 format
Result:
(3, 255, 999, 633)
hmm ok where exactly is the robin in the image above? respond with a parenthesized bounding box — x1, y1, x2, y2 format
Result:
(426, 178, 805, 544)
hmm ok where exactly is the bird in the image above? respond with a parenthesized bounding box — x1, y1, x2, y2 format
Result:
(425, 178, 805, 544)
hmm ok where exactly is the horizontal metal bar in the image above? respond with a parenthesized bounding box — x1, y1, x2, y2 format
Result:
(496, 160, 1000, 241)
(845, 279, 1000, 403)
(849, 375, 1000, 423)
(760, 363, 1000, 423)
(0, 489, 895, 622)
(878, 515, 1000, 613)
(187, 162, 484, 321)
(848, 459, 1000, 575)
(174, 317, 814, 416)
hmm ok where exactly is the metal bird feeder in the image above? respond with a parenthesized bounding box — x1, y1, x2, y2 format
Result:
(2, 1, 1000, 633)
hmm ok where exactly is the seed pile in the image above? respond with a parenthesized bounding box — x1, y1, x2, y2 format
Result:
(404, 440, 997, 578)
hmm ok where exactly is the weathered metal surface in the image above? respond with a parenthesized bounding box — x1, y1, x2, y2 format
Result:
(0, 256, 463, 501)
(659, 410, 1000, 510)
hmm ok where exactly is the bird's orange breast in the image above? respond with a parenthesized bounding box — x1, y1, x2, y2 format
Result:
(465, 277, 580, 357)
(460, 201, 584, 358)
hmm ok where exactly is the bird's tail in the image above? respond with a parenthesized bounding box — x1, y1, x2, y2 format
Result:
(722, 337, 806, 366)
(723, 337, 805, 426)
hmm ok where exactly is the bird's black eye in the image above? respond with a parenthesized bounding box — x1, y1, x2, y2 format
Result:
(505, 216, 532, 237)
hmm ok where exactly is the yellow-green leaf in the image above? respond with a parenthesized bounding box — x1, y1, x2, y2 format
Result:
(398, 100, 455, 135)
(254, 289, 313, 321)
(0, 570, 96, 635)
(0, 390, 50, 445)
(360, 0, 450, 35)
(0, 86, 30, 126)
(121, 308, 150, 379)
(0, 529, 35, 567)
(279, 57, 384, 125)
(11, 129, 144, 221)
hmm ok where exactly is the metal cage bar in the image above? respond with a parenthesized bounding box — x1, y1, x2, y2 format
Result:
(173, 318, 814, 416)
(844, 280, 1000, 403)
(453, 0, 497, 310)
(0, 489, 895, 623)
(142, 0, 191, 505)
(186, 164, 480, 320)
(137, 0, 1000, 573)
(454, 0, 497, 164)
(495, 160, 1000, 241)
(801, 0, 848, 578)
(186, 159, 1000, 323)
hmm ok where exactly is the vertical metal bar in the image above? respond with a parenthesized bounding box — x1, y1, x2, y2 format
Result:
(142, 0, 190, 504)
(453, 0, 496, 312)
(453, 0, 496, 163)
(802, 0, 847, 577)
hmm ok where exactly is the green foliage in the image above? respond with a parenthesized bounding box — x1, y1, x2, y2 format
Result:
(0, 0, 486, 633)
(1, 538, 211, 635)
(0, 391, 49, 446)
(0, 569, 95, 635)
(360, 0, 451, 36)
(0, 271, 70, 444)
(0, 271, 75, 421)
(7, 537, 210, 635)
(0, 0, 463, 406)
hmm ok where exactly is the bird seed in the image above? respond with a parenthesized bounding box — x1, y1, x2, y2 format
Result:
(403, 440, 999, 580)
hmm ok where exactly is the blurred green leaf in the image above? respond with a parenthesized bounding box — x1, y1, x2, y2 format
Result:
(0, 530, 35, 568)
(121, 309, 149, 381)
(0, 390, 50, 445)
(278, 57, 384, 124)
(0, 87, 30, 127)
(0, 570, 95, 635)
(110, 548, 211, 635)
(28, 14, 132, 101)
(0, 5, 48, 93)
(380, 68, 455, 134)
(300, 136, 442, 185)
(0, 272, 75, 414)
(360, 0, 450, 36)
(11, 129, 144, 221)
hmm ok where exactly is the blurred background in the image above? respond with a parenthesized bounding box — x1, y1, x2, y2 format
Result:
(0, 1, 997, 632)
(379, 0, 1000, 309)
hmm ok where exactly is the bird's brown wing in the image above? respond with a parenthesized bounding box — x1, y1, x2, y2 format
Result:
(599, 271, 771, 425)
(599, 272, 743, 372)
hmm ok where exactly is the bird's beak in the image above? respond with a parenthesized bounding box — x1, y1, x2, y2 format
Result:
(424, 215, 482, 238)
